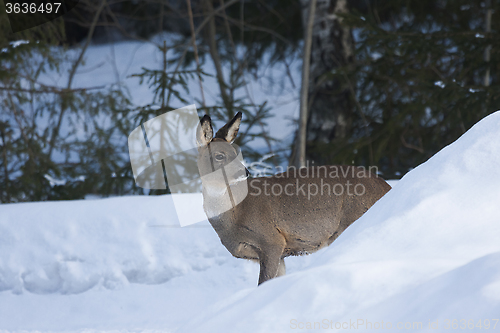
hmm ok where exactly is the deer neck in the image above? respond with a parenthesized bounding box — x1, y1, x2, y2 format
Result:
(201, 179, 248, 229)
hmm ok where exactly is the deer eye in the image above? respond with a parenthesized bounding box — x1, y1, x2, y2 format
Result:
(214, 153, 225, 162)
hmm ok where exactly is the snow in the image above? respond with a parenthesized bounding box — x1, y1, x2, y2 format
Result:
(434, 80, 446, 88)
(0, 195, 260, 331)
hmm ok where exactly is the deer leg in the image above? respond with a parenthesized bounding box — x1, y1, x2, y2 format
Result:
(258, 245, 284, 285)
(276, 257, 286, 277)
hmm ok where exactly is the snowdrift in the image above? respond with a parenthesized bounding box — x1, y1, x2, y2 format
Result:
(1, 111, 500, 332)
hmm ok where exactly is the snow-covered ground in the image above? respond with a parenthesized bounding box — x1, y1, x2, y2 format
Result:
(0, 195, 257, 331)
(2, 108, 500, 332)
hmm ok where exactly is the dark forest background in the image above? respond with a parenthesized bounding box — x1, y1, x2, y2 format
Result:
(1, 0, 499, 202)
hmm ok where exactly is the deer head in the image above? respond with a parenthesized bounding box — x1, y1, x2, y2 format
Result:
(196, 112, 248, 214)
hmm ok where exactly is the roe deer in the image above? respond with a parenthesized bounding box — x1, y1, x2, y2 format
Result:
(196, 112, 391, 285)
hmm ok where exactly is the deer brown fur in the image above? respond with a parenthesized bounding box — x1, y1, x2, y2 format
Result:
(196, 112, 391, 285)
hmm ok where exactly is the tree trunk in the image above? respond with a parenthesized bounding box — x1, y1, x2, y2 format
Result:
(291, 0, 355, 166)
(293, 0, 317, 168)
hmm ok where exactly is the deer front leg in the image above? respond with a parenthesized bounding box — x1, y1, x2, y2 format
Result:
(258, 245, 285, 285)
(277, 257, 286, 277)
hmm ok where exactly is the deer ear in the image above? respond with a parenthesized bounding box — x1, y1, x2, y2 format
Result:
(215, 112, 242, 143)
(197, 115, 213, 147)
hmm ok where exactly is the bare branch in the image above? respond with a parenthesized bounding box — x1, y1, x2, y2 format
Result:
(48, 0, 107, 158)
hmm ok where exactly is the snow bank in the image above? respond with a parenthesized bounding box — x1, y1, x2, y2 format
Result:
(179, 111, 500, 333)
